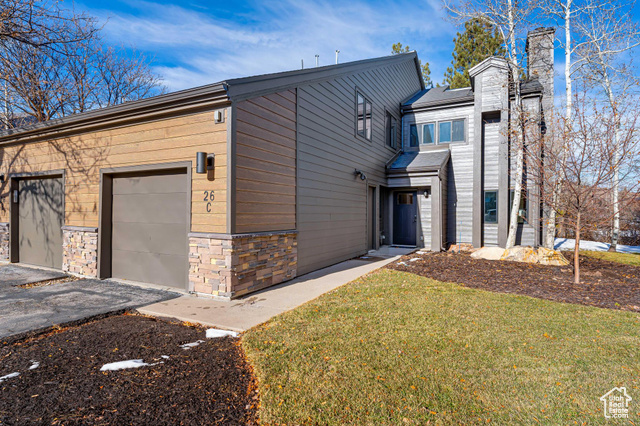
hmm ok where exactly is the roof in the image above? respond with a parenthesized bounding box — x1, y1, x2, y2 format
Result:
(0, 52, 423, 144)
(387, 150, 450, 173)
(403, 86, 474, 111)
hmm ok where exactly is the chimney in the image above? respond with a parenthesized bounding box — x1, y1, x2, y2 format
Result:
(526, 27, 555, 112)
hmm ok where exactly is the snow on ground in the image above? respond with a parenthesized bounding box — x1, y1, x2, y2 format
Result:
(28, 361, 39, 370)
(99, 359, 159, 371)
(160, 355, 170, 359)
(179, 340, 204, 349)
(0, 372, 20, 382)
(554, 238, 640, 254)
(409, 258, 420, 262)
(206, 329, 238, 339)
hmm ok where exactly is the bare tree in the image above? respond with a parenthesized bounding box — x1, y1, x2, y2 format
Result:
(0, 8, 164, 127)
(530, 88, 640, 283)
(575, 0, 640, 252)
(444, 0, 538, 248)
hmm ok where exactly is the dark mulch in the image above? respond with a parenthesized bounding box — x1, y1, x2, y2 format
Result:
(386, 252, 640, 312)
(0, 315, 258, 425)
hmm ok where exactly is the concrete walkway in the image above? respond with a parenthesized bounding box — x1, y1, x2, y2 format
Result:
(138, 246, 414, 332)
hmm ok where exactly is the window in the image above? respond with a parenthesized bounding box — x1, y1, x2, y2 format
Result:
(398, 193, 414, 205)
(409, 124, 419, 147)
(509, 190, 528, 224)
(438, 119, 465, 144)
(422, 123, 435, 144)
(386, 112, 397, 149)
(484, 191, 498, 223)
(356, 91, 372, 141)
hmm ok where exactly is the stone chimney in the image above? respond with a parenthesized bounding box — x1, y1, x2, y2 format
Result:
(526, 27, 555, 113)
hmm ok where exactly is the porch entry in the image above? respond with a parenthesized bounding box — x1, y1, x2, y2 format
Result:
(393, 191, 417, 246)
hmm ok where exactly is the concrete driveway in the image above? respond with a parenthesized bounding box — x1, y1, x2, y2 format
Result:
(0, 264, 180, 338)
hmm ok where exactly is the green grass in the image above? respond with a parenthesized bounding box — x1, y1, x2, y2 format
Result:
(582, 250, 640, 267)
(242, 269, 640, 425)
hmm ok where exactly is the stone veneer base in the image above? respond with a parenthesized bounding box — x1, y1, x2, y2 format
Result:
(62, 226, 98, 278)
(188, 230, 297, 299)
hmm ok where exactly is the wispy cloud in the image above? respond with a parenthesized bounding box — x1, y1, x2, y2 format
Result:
(83, 0, 456, 91)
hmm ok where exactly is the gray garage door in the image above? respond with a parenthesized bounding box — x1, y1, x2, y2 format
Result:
(111, 170, 188, 289)
(18, 177, 64, 269)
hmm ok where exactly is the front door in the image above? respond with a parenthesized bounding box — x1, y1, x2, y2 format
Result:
(393, 191, 417, 246)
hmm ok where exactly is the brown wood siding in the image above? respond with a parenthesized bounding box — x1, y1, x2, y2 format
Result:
(0, 110, 227, 233)
(234, 90, 296, 233)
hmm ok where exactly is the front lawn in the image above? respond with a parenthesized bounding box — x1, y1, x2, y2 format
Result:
(582, 250, 640, 267)
(243, 269, 640, 425)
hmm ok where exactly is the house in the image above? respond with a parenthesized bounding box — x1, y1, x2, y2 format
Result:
(0, 28, 554, 299)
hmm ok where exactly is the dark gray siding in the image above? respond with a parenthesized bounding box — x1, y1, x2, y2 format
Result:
(297, 60, 422, 275)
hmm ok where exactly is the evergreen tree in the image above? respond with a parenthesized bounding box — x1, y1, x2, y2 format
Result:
(392, 43, 432, 87)
(443, 18, 505, 89)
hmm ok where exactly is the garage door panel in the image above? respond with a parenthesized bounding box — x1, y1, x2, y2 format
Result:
(18, 177, 64, 269)
(111, 171, 188, 289)
(112, 173, 186, 195)
(111, 223, 187, 256)
(111, 250, 187, 287)
(112, 193, 187, 224)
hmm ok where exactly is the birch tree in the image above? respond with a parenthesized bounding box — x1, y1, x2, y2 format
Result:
(443, 0, 537, 248)
(575, 0, 640, 252)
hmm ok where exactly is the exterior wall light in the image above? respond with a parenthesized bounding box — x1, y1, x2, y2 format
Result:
(196, 152, 215, 174)
(354, 169, 367, 180)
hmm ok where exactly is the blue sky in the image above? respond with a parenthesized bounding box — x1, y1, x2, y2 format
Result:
(76, 0, 457, 91)
(75, 0, 639, 100)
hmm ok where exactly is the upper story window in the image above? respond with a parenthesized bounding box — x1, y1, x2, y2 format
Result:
(386, 112, 398, 149)
(409, 124, 419, 147)
(407, 118, 466, 148)
(356, 91, 372, 141)
(438, 119, 465, 144)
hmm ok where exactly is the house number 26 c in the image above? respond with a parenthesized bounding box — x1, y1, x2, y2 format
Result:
(203, 191, 215, 212)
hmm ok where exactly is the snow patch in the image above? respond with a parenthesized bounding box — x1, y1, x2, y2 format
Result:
(99, 359, 161, 371)
(397, 261, 408, 266)
(554, 238, 640, 254)
(0, 372, 20, 382)
(160, 355, 170, 359)
(409, 258, 420, 262)
(179, 340, 204, 349)
(28, 361, 40, 370)
(206, 329, 238, 339)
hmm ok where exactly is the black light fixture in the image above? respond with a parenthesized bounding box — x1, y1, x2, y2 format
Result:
(354, 169, 367, 181)
(196, 152, 215, 174)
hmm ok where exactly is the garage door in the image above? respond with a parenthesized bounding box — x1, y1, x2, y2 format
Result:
(111, 170, 188, 289)
(18, 176, 64, 269)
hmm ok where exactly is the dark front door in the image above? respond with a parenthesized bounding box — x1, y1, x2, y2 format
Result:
(393, 191, 417, 246)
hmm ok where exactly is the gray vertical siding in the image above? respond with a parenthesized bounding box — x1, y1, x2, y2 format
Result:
(483, 119, 500, 246)
(401, 105, 475, 245)
(418, 188, 431, 248)
(296, 59, 422, 275)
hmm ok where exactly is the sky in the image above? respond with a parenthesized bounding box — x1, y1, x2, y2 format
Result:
(75, 0, 458, 91)
(74, 0, 639, 101)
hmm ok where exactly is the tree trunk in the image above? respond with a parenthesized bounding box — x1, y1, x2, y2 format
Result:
(505, 0, 524, 249)
(610, 128, 620, 252)
(574, 211, 580, 284)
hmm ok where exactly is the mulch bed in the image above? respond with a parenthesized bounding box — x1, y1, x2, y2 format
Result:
(386, 252, 640, 312)
(0, 314, 258, 425)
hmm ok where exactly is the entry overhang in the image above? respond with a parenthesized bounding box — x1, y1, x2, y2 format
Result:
(386, 150, 450, 188)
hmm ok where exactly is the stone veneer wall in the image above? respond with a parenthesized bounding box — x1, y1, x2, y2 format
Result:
(0, 222, 9, 262)
(62, 226, 98, 277)
(189, 231, 297, 299)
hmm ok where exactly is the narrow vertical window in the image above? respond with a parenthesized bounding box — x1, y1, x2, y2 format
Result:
(438, 121, 452, 143)
(365, 99, 372, 140)
(422, 123, 435, 144)
(386, 112, 397, 149)
(357, 93, 365, 138)
(484, 191, 498, 223)
(409, 124, 419, 147)
(452, 119, 465, 142)
(509, 190, 528, 223)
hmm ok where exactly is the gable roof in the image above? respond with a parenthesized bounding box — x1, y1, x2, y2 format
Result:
(387, 150, 450, 174)
(0, 52, 423, 144)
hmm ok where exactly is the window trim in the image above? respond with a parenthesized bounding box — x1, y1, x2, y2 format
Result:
(355, 89, 373, 142)
(484, 190, 498, 224)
